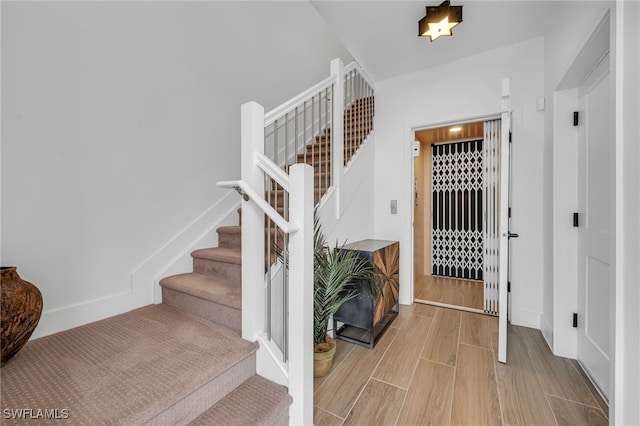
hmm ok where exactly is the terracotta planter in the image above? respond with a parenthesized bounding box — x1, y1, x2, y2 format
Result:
(1, 267, 43, 366)
(313, 339, 336, 378)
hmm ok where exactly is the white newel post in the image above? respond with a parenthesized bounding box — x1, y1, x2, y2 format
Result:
(288, 163, 314, 425)
(241, 101, 266, 341)
(330, 58, 345, 219)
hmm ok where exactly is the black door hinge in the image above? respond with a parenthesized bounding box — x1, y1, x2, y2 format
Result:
(508, 207, 512, 218)
(573, 111, 579, 126)
(573, 212, 579, 227)
(508, 281, 511, 293)
(509, 132, 512, 143)
(573, 313, 578, 328)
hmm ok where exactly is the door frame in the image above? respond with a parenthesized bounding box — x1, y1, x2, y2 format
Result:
(408, 112, 502, 307)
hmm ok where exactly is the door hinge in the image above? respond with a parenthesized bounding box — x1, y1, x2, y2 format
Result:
(573, 312, 578, 328)
(508, 281, 511, 292)
(508, 207, 512, 218)
(573, 111, 579, 126)
(573, 212, 579, 227)
(509, 132, 512, 143)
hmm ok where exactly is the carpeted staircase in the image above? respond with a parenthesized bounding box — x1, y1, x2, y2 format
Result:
(0, 97, 373, 425)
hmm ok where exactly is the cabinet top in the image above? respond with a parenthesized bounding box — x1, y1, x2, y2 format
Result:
(342, 239, 398, 252)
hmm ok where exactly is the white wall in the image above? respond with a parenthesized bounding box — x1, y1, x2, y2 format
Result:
(373, 38, 545, 328)
(1, 1, 352, 337)
(319, 135, 376, 246)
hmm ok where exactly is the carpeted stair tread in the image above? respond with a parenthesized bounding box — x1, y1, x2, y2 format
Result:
(0, 304, 257, 425)
(189, 375, 292, 426)
(192, 247, 241, 264)
(160, 272, 241, 309)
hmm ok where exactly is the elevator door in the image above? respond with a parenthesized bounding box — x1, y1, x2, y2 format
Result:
(431, 140, 484, 280)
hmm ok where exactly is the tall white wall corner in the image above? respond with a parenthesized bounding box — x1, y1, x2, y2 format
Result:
(330, 58, 345, 220)
(287, 163, 314, 426)
(241, 101, 266, 342)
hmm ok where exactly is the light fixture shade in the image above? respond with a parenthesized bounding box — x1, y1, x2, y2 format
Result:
(418, 0, 463, 42)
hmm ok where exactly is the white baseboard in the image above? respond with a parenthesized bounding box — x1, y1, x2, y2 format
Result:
(32, 290, 141, 339)
(511, 309, 541, 330)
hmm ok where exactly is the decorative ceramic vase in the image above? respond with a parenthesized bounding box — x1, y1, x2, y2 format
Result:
(1, 267, 43, 366)
(313, 339, 336, 378)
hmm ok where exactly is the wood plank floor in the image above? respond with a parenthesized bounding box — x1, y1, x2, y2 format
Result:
(414, 275, 484, 311)
(314, 304, 608, 426)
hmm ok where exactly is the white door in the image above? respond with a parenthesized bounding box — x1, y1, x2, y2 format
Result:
(497, 95, 511, 364)
(577, 55, 610, 398)
(485, 80, 512, 364)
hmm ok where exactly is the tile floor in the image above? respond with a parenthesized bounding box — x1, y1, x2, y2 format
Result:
(314, 303, 608, 426)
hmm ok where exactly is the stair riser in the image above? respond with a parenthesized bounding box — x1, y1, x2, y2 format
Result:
(194, 258, 241, 282)
(218, 232, 241, 250)
(345, 107, 374, 115)
(302, 159, 333, 170)
(162, 288, 242, 335)
(314, 129, 373, 142)
(268, 191, 323, 206)
(297, 151, 332, 162)
(343, 115, 374, 123)
(306, 143, 367, 155)
(271, 174, 331, 189)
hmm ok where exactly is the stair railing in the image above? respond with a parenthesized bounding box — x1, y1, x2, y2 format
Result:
(343, 62, 375, 167)
(217, 58, 374, 426)
(264, 77, 334, 200)
(218, 101, 314, 426)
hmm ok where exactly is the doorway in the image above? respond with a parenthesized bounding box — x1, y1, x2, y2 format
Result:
(413, 121, 485, 312)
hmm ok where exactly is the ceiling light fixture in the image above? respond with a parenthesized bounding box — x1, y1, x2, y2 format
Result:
(418, 0, 463, 42)
(449, 126, 462, 132)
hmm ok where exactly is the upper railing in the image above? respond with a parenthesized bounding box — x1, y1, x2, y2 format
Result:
(217, 58, 374, 426)
(343, 63, 375, 166)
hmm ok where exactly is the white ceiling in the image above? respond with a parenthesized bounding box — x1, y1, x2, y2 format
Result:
(311, 1, 565, 83)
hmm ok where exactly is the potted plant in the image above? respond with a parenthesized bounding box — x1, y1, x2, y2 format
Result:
(309, 213, 377, 377)
(275, 211, 377, 377)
